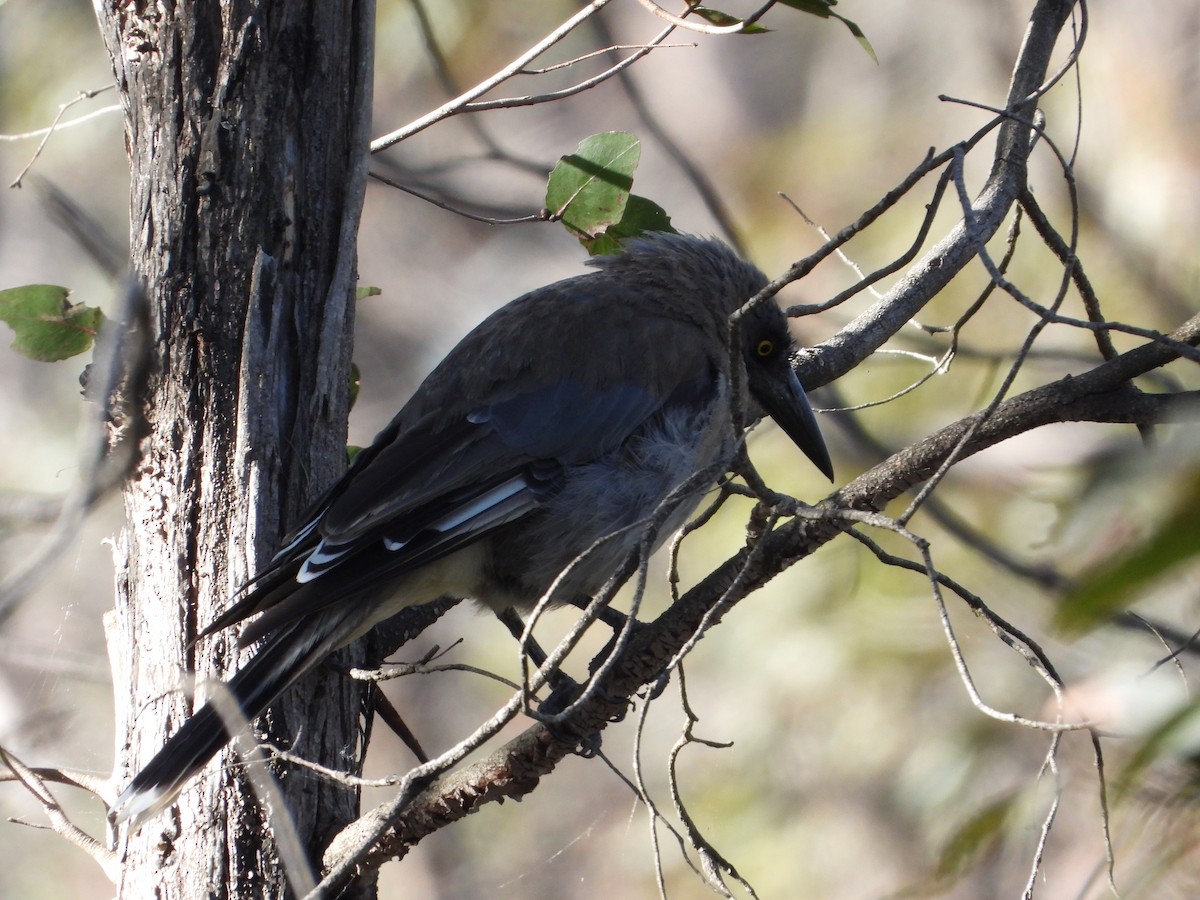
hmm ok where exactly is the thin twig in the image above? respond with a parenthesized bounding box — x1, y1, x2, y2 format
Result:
(0, 104, 120, 143)
(589, 12, 742, 248)
(0, 745, 119, 881)
(1023, 734, 1064, 899)
(8, 86, 117, 187)
(371, 0, 617, 152)
(368, 170, 547, 225)
(461, 29, 676, 113)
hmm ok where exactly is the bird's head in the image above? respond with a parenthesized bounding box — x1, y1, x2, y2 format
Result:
(591, 232, 834, 481)
(735, 297, 834, 481)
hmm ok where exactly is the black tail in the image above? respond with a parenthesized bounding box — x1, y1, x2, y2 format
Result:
(113, 608, 354, 824)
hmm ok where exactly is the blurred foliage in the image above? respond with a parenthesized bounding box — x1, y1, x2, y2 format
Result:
(1059, 462, 1200, 635)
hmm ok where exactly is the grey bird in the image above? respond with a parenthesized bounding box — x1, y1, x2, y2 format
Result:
(113, 233, 833, 823)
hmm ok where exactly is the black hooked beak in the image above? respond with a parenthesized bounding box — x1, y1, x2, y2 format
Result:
(750, 360, 834, 482)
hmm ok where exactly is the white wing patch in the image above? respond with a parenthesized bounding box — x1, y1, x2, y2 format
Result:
(297, 476, 530, 583)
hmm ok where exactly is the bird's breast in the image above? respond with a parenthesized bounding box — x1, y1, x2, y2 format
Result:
(482, 385, 734, 611)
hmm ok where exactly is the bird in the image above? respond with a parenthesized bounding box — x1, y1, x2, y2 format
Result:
(113, 232, 834, 824)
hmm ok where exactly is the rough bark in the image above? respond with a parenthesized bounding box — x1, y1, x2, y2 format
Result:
(91, 1, 374, 896)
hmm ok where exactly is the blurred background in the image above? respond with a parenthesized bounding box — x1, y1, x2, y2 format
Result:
(1, 1, 1198, 897)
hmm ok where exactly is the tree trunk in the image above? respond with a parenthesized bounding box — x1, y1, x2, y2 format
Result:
(92, 2, 375, 896)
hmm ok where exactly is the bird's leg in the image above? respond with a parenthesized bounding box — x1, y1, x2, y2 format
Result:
(494, 606, 578, 697)
(565, 597, 630, 633)
(537, 597, 636, 721)
(494, 606, 598, 753)
(371, 688, 431, 764)
(321, 655, 432, 764)
(494, 605, 627, 757)
(564, 596, 637, 690)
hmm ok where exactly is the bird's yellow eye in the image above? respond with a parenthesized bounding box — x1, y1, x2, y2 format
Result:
(756, 338, 774, 357)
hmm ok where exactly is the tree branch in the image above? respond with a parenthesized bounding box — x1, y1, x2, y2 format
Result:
(797, 0, 1082, 388)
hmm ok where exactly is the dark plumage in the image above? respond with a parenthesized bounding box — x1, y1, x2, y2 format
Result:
(114, 233, 832, 823)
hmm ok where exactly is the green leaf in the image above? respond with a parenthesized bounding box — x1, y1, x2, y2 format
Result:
(545, 132, 678, 255)
(833, 13, 876, 63)
(585, 234, 624, 257)
(776, 0, 837, 14)
(585, 194, 677, 256)
(1114, 699, 1200, 801)
(356, 285, 382, 300)
(691, 7, 771, 33)
(776, 0, 877, 62)
(611, 194, 674, 235)
(1056, 469, 1200, 634)
(546, 132, 641, 240)
(0, 284, 106, 361)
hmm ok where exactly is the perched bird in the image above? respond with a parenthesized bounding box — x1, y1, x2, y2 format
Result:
(114, 233, 833, 823)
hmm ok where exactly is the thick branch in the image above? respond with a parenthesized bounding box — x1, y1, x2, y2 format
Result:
(799, 0, 1081, 389)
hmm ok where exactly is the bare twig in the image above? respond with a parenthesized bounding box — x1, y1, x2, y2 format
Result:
(797, 0, 1081, 390)
(665, 667, 755, 898)
(7, 86, 117, 187)
(1091, 731, 1120, 896)
(0, 745, 119, 881)
(520, 41, 695, 75)
(371, 0, 618, 151)
(586, 13, 742, 247)
(461, 27, 677, 113)
(1023, 735, 1065, 899)
(368, 170, 548, 225)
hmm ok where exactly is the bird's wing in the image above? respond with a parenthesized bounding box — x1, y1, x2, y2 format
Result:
(310, 302, 717, 564)
(211, 367, 703, 645)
